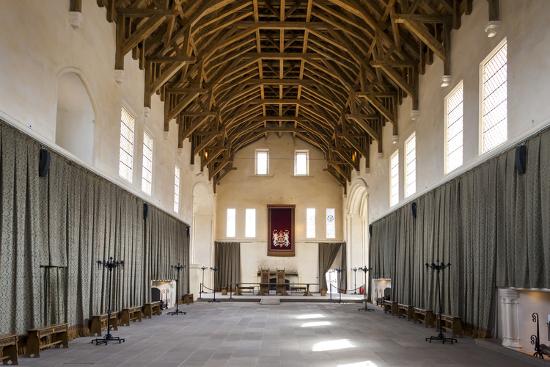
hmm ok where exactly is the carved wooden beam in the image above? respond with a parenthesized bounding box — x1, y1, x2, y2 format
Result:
(394, 16, 446, 61)
(116, 15, 167, 70)
(97, 0, 469, 187)
(345, 114, 379, 140)
(356, 93, 396, 124)
(70, 0, 82, 12)
(487, 0, 500, 21)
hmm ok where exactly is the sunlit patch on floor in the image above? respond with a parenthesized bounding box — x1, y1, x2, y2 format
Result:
(337, 361, 378, 367)
(312, 339, 354, 352)
(296, 313, 325, 320)
(300, 321, 331, 327)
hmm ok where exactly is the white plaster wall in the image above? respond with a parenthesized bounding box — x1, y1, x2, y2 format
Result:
(55, 72, 95, 164)
(363, 0, 550, 222)
(0, 0, 213, 224)
(215, 134, 344, 289)
(190, 182, 216, 296)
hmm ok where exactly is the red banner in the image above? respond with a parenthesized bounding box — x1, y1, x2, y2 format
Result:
(267, 205, 295, 257)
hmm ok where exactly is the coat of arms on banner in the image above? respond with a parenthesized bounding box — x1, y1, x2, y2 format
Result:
(272, 229, 290, 248)
(267, 204, 295, 256)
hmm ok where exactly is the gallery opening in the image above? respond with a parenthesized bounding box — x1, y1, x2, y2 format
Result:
(1, 0, 550, 366)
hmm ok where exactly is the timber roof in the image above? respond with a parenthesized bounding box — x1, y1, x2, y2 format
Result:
(95, 0, 480, 186)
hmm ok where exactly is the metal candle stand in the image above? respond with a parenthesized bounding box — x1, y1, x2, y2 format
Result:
(209, 267, 220, 303)
(425, 261, 457, 345)
(530, 312, 550, 359)
(357, 266, 373, 312)
(167, 263, 187, 316)
(352, 267, 358, 295)
(199, 265, 207, 300)
(92, 257, 126, 345)
(334, 268, 344, 304)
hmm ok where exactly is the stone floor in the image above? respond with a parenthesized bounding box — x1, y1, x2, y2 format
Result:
(19, 302, 545, 367)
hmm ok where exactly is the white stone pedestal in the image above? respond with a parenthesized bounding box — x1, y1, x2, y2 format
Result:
(499, 288, 522, 350)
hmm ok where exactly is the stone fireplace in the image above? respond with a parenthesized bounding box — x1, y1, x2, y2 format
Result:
(498, 288, 550, 354)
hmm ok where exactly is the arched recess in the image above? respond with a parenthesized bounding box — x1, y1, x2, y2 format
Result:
(55, 71, 95, 164)
(346, 179, 369, 291)
(191, 182, 214, 295)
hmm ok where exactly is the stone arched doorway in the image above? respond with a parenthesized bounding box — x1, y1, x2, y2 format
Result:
(55, 71, 95, 164)
(346, 179, 369, 293)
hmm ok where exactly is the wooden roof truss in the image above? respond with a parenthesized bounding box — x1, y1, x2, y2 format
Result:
(92, 0, 488, 186)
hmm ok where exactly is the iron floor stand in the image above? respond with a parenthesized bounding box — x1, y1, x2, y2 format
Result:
(357, 266, 373, 312)
(358, 300, 374, 312)
(425, 261, 457, 345)
(92, 332, 125, 345)
(208, 267, 220, 302)
(167, 308, 187, 315)
(92, 257, 126, 345)
(168, 263, 187, 316)
(425, 329, 457, 344)
(208, 290, 220, 303)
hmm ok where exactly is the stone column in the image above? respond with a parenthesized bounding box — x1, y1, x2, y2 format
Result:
(500, 288, 522, 350)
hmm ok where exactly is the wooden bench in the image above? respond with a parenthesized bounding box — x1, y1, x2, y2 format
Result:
(236, 286, 255, 295)
(439, 315, 463, 337)
(413, 307, 435, 327)
(181, 294, 194, 304)
(26, 324, 68, 357)
(89, 313, 119, 336)
(382, 300, 393, 314)
(119, 306, 142, 326)
(142, 302, 162, 319)
(397, 303, 414, 320)
(0, 334, 18, 365)
(382, 300, 399, 315)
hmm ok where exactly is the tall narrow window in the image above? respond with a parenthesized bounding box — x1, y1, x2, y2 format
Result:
(173, 166, 180, 213)
(141, 132, 153, 195)
(306, 208, 316, 239)
(480, 39, 507, 154)
(245, 208, 256, 238)
(389, 150, 399, 207)
(119, 107, 135, 182)
(445, 82, 464, 174)
(226, 208, 236, 238)
(294, 150, 309, 176)
(404, 133, 416, 198)
(326, 208, 336, 239)
(255, 149, 269, 175)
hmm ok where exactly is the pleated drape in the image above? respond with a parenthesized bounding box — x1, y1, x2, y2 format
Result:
(370, 127, 550, 337)
(0, 126, 42, 334)
(0, 119, 190, 335)
(214, 242, 240, 291)
(339, 243, 347, 291)
(146, 205, 189, 298)
(318, 243, 345, 291)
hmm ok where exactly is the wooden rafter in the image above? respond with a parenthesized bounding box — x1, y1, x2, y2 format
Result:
(97, 0, 469, 186)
